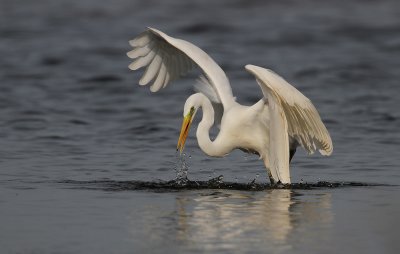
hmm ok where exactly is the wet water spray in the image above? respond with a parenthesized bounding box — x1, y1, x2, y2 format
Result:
(174, 151, 189, 185)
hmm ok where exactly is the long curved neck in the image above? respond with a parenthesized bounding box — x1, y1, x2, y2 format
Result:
(196, 95, 225, 157)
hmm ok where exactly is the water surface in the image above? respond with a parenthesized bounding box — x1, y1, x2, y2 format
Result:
(1, 0, 400, 253)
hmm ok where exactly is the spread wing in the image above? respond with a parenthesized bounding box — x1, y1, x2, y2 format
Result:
(245, 64, 333, 156)
(267, 89, 291, 183)
(127, 27, 235, 109)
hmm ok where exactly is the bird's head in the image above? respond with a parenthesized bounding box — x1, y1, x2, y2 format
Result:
(176, 94, 202, 154)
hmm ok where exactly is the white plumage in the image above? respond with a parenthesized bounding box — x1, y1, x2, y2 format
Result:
(127, 27, 333, 184)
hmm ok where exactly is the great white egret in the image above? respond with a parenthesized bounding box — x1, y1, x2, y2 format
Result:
(127, 28, 333, 184)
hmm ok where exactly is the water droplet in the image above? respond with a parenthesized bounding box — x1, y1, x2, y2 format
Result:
(174, 152, 189, 186)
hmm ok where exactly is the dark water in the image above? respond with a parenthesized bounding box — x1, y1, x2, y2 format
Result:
(1, 0, 400, 253)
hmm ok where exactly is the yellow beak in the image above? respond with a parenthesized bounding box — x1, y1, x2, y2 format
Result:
(177, 109, 194, 154)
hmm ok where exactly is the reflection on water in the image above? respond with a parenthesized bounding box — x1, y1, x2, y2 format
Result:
(132, 190, 333, 253)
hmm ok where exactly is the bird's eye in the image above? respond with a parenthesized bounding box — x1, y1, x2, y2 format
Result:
(190, 107, 195, 115)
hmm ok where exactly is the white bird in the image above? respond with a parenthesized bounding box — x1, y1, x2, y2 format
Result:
(127, 28, 333, 184)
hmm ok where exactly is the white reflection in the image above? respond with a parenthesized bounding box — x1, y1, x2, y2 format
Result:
(174, 190, 332, 252)
(129, 190, 333, 253)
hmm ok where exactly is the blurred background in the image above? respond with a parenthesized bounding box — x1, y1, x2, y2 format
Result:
(0, 0, 399, 253)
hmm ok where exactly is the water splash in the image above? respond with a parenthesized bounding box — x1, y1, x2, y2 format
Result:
(174, 152, 189, 186)
(208, 175, 224, 185)
(248, 173, 261, 189)
(59, 179, 390, 192)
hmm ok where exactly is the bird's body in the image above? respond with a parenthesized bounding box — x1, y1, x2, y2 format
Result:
(194, 95, 269, 158)
(128, 28, 333, 184)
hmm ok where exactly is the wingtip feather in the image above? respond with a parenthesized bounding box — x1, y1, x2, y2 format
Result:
(319, 147, 333, 156)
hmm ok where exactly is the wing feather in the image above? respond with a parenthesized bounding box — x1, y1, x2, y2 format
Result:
(138, 52, 162, 86)
(178, 53, 189, 75)
(127, 27, 235, 108)
(168, 55, 178, 81)
(127, 47, 148, 59)
(129, 32, 151, 47)
(245, 64, 333, 156)
(150, 61, 167, 92)
(128, 49, 156, 71)
(162, 59, 171, 88)
(268, 91, 290, 183)
(139, 52, 160, 85)
(127, 41, 155, 58)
